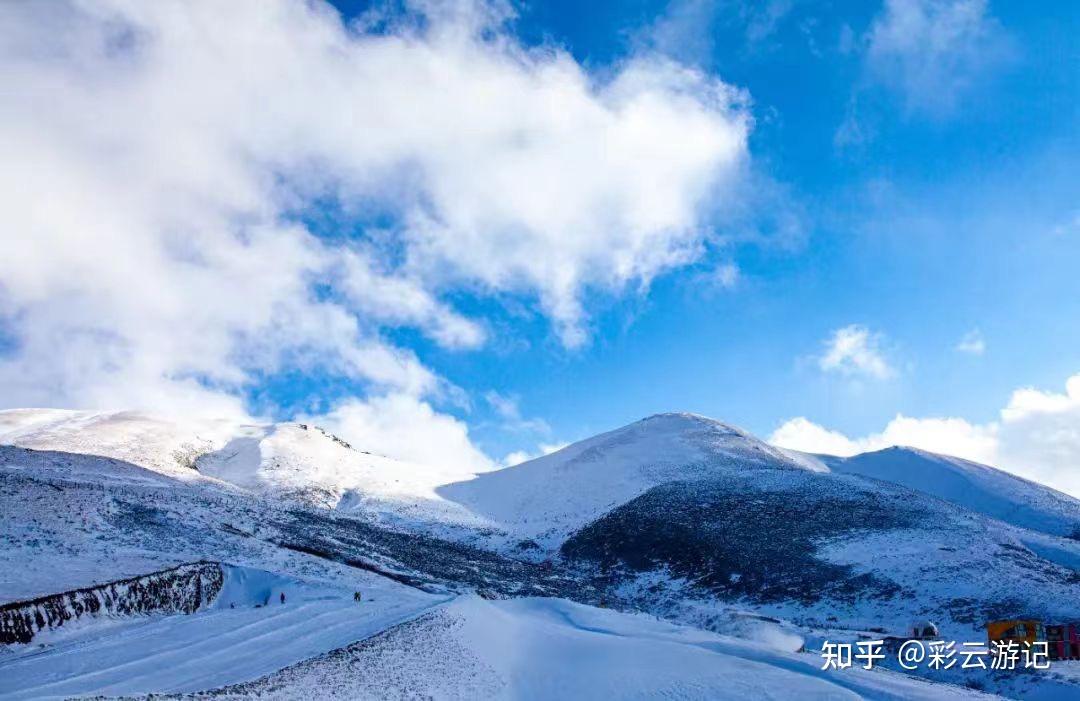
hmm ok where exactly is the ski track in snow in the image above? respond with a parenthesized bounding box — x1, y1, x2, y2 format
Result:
(199, 596, 992, 700)
(0, 586, 448, 699)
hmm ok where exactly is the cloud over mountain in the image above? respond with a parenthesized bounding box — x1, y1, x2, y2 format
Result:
(0, 0, 751, 467)
(772, 372, 1080, 496)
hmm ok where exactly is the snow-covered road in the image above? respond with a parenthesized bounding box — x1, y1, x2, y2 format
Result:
(0, 569, 444, 699)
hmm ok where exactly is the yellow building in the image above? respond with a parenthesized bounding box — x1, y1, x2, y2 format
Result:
(986, 620, 1045, 647)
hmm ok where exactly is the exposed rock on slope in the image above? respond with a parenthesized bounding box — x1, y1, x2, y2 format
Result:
(0, 561, 222, 644)
(562, 472, 916, 604)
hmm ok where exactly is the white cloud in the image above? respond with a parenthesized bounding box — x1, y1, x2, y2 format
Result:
(955, 328, 985, 355)
(693, 261, 740, 292)
(817, 325, 894, 380)
(648, 0, 796, 65)
(770, 372, 1080, 497)
(769, 417, 862, 457)
(501, 441, 568, 468)
(484, 391, 523, 422)
(0, 0, 751, 464)
(997, 375, 1080, 491)
(315, 393, 495, 476)
(864, 0, 1008, 116)
(338, 250, 486, 350)
(771, 414, 996, 464)
(744, 0, 796, 44)
(484, 390, 552, 435)
(712, 263, 741, 288)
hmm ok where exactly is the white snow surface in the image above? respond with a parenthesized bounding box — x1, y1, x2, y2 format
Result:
(0, 565, 444, 699)
(0, 408, 488, 529)
(0, 409, 250, 480)
(209, 595, 993, 700)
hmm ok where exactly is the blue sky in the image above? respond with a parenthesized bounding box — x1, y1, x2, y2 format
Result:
(1, 0, 1077, 489)
(328, 0, 1080, 456)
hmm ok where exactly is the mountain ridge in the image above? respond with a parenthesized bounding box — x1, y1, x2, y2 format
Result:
(808, 444, 1080, 538)
(5, 406, 1080, 697)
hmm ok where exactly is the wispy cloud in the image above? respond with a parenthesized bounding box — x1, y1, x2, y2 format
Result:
(689, 261, 741, 296)
(484, 391, 552, 436)
(955, 328, 986, 355)
(817, 325, 895, 380)
(837, 0, 1012, 148)
(647, 0, 799, 66)
(863, 0, 1011, 117)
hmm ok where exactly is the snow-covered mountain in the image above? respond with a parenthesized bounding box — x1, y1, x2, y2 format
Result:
(5, 407, 1080, 698)
(0, 408, 487, 528)
(791, 445, 1080, 539)
(440, 413, 814, 548)
(439, 412, 1080, 696)
(443, 411, 1080, 548)
(0, 408, 251, 480)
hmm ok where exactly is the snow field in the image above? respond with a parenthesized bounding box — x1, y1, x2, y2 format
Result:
(0, 566, 445, 699)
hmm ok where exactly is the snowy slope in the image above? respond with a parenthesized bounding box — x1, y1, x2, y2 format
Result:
(562, 462, 1080, 636)
(0, 565, 444, 699)
(5, 408, 1080, 698)
(440, 413, 812, 547)
(198, 422, 489, 528)
(443, 412, 1080, 556)
(432, 413, 1080, 693)
(0, 409, 486, 529)
(797, 446, 1080, 538)
(0, 409, 248, 481)
(202, 596, 992, 700)
(0, 442, 557, 604)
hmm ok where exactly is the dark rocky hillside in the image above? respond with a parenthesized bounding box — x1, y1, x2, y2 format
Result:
(270, 508, 581, 599)
(561, 470, 919, 604)
(0, 561, 223, 644)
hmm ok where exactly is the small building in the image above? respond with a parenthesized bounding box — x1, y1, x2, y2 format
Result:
(1045, 624, 1080, 660)
(986, 619, 1044, 647)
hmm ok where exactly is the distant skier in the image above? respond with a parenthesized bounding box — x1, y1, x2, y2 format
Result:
(353, 591, 361, 603)
(280, 592, 286, 605)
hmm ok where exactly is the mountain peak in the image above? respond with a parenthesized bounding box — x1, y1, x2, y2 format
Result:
(440, 410, 805, 546)
(630, 412, 755, 440)
(824, 443, 1080, 538)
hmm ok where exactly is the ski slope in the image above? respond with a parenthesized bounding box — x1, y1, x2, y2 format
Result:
(210, 596, 992, 700)
(0, 567, 445, 699)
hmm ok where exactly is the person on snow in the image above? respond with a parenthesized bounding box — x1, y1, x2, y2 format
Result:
(353, 591, 362, 603)
(280, 592, 286, 604)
